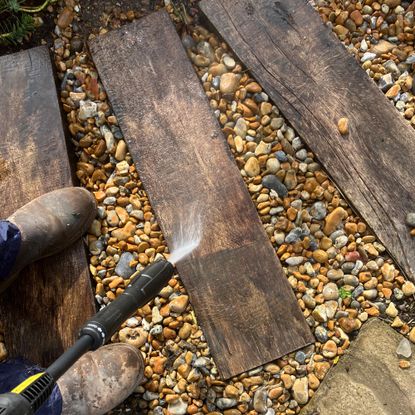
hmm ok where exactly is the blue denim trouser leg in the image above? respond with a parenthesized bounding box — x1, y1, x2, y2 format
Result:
(0, 221, 63, 413)
(0, 359, 62, 414)
(0, 221, 21, 281)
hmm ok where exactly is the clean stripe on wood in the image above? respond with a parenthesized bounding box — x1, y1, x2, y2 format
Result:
(90, 10, 313, 379)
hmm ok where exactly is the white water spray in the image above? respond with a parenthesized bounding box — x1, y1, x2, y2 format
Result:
(169, 206, 202, 265)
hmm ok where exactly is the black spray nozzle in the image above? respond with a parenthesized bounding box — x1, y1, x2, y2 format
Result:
(80, 259, 175, 350)
(133, 259, 175, 303)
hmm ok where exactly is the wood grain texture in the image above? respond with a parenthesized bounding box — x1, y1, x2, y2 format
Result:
(199, 0, 415, 282)
(90, 10, 313, 379)
(0, 46, 95, 366)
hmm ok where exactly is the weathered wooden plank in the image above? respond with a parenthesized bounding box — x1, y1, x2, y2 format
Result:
(90, 10, 313, 379)
(200, 0, 415, 282)
(0, 46, 95, 366)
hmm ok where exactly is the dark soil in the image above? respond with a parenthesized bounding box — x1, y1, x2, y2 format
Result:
(78, 0, 155, 36)
(0, 0, 159, 58)
(0, 6, 56, 57)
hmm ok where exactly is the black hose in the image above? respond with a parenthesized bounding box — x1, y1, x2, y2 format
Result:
(46, 335, 93, 381)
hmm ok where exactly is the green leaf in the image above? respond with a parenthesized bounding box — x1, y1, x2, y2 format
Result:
(339, 287, 352, 299)
(0, 12, 34, 45)
(0, 0, 24, 14)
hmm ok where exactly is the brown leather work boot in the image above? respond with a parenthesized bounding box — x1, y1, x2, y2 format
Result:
(57, 343, 145, 415)
(1, 187, 96, 293)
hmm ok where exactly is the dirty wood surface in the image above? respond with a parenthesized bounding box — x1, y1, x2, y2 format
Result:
(200, 0, 415, 282)
(90, 10, 314, 379)
(0, 46, 95, 366)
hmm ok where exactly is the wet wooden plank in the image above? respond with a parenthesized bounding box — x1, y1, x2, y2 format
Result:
(199, 0, 415, 282)
(90, 10, 313, 379)
(0, 46, 95, 366)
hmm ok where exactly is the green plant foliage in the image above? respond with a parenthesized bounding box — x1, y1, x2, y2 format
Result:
(0, 0, 53, 45)
(171, 0, 191, 25)
(0, 0, 24, 15)
(0, 13, 34, 44)
(339, 287, 353, 299)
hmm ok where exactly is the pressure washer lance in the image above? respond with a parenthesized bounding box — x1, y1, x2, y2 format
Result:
(0, 259, 175, 415)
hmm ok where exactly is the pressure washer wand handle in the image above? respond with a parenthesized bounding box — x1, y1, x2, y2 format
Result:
(0, 259, 175, 415)
(48, 259, 175, 380)
(79, 259, 175, 351)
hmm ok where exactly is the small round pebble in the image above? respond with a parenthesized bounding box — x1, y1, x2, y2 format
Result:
(338, 117, 349, 135)
(406, 212, 415, 227)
